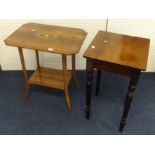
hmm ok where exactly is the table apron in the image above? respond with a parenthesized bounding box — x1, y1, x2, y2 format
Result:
(92, 60, 137, 77)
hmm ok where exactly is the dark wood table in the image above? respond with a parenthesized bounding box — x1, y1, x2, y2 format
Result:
(5, 23, 87, 112)
(83, 31, 150, 131)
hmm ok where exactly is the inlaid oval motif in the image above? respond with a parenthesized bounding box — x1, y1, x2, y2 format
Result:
(36, 33, 58, 40)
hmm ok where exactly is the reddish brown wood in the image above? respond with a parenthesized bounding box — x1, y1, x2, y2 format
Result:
(5, 23, 87, 55)
(84, 31, 150, 70)
(29, 67, 71, 90)
(93, 60, 134, 77)
(62, 55, 71, 112)
(83, 31, 150, 131)
(18, 47, 29, 100)
(35, 50, 40, 68)
(72, 54, 79, 88)
(4, 23, 87, 111)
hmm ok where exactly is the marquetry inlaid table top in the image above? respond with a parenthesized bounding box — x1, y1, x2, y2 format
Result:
(4, 23, 87, 112)
(5, 23, 87, 55)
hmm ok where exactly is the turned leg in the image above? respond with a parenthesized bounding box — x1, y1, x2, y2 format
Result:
(35, 50, 40, 68)
(95, 69, 102, 96)
(72, 54, 79, 88)
(18, 47, 29, 100)
(119, 69, 141, 132)
(85, 59, 94, 119)
(62, 54, 71, 112)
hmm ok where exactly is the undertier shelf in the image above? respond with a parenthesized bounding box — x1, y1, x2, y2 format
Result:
(29, 67, 71, 90)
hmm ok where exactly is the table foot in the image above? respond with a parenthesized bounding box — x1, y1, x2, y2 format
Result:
(64, 90, 72, 112)
(24, 85, 29, 101)
(85, 107, 90, 119)
(119, 69, 141, 132)
(119, 119, 126, 132)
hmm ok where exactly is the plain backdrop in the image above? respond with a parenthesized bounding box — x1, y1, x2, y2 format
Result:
(0, 0, 155, 155)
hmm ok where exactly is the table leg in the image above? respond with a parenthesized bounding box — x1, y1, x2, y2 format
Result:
(86, 59, 94, 119)
(35, 50, 40, 68)
(72, 54, 79, 88)
(119, 69, 141, 132)
(62, 54, 71, 112)
(18, 47, 29, 100)
(95, 69, 102, 96)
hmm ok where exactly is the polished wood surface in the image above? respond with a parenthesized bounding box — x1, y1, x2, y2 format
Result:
(119, 69, 141, 132)
(4, 23, 86, 111)
(84, 31, 150, 131)
(5, 23, 87, 55)
(29, 67, 71, 90)
(62, 55, 71, 111)
(35, 50, 40, 68)
(72, 54, 79, 88)
(84, 31, 150, 70)
(18, 47, 29, 99)
(93, 60, 134, 76)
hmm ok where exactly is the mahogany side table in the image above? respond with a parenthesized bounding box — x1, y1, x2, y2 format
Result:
(5, 23, 87, 112)
(83, 31, 150, 131)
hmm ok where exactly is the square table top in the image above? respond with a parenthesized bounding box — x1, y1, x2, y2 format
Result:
(83, 31, 150, 70)
(5, 23, 87, 55)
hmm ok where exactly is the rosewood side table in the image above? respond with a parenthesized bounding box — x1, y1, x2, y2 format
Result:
(83, 31, 150, 131)
(5, 23, 87, 112)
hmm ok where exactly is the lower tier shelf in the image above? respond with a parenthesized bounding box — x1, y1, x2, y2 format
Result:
(29, 67, 71, 90)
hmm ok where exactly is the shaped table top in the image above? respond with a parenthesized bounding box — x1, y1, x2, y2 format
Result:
(5, 23, 87, 55)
